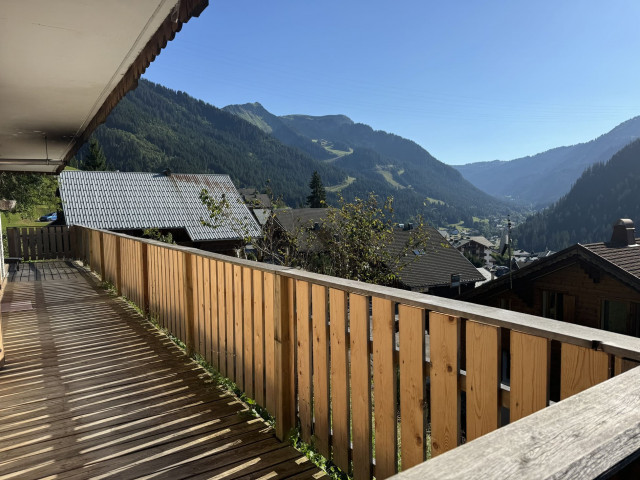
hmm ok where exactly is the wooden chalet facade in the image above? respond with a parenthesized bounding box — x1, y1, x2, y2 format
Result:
(462, 219, 640, 337)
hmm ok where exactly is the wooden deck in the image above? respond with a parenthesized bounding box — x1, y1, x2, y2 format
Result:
(0, 262, 322, 479)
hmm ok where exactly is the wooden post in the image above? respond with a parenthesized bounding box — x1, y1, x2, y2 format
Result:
(183, 252, 196, 357)
(274, 273, 294, 441)
(141, 242, 150, 315)
(99, 231, 106, 281)
(115, 236, 122, 296)
(69, 226, 77, 260)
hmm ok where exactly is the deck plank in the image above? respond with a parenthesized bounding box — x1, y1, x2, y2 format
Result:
(0, 261, 321, 480)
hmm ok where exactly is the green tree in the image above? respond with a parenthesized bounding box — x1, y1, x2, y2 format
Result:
(0, 173, 58, 218)
(306, 171, 326, 208)
(295, 194, 431, 286)
(83, 138, 108, 171)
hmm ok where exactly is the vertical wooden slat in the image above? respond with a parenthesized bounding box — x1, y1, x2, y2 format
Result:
(399, 304, 426, 470)
(330, 288, 350, 471)
(196, 256, 205, 357)
(55, 226, 63, 259)
(429, 311, 460, 457)
(264, 271, 276, 415)
(21, 227, 28, 260)
(510, 331, 550, 422)
(64, 226, 72, 258)
(99, 232, 105, 280)
(184, 252, 196, 357)
(225, 262, 235, 381)
(296, 280, 312, 443)
(234, 264, 243, 388)
(7, 228, 17, 258)
(141, 242, 150, 315)
(312, 283, 330, 458)
(209, 259, 218, 368)
(275, 274, 294, 441)
(253, 269, 265, 407)
(115, 236, 122, 296)
(217, 260, 227, 376)
(29, 227, 36, 261)
(168, 249, 176, 336)
(615, 357, 640, 375)
(349, 293, 372, 480)
(49, 226, 56, 260)
(202, 257, 212, 364)
(372, 296, 397, 479)
(466, 320, 500, 442)
(36, 228, 43, 260)
(560, 343, 610, 400)
(243, 266, 254, 398)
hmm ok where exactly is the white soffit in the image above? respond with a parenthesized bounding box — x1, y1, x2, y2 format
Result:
(0, 0, 207, 174)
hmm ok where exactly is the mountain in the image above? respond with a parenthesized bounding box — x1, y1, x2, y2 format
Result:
(454, 116, 640, 209)
(516, 138, 640, 251)
(83, 80, 346, 206)
(223, 103, 513, 225)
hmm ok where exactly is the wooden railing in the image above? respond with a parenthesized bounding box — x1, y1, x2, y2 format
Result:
(71, 226, 640, 479)
(7, 226, 73, 261)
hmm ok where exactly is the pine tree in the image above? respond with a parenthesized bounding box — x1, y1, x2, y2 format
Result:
(83, 138, 108, 171)
(306, 171, 326, 208)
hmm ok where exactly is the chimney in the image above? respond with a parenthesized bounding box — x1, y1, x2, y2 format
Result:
(610, 219, 637, 247)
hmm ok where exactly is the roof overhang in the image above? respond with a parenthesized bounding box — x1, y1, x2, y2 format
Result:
(0, 0, 208, 174)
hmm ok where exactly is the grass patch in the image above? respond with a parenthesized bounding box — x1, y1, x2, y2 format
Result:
(326, 176, 356, 193)
(425, 197, 445, 206)
(375, 165, 405, 189)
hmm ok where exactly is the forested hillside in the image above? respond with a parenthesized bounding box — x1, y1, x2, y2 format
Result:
(224, 103, 513, 224)
(516, 138, 640, 251)
(85, 80, 345, 206)
(455, 116, 640, 208)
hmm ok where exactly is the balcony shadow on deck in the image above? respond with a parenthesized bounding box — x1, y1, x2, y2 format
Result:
(0, 262, 321, 479)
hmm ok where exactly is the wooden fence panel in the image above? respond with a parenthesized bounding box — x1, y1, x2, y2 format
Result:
(560, 343, 610, 400)
(253, 269, 265, 406)
(349, 293, 372, 480)
(510, 331, 550, 422)
(202, 257, 212, 364)
(312, 283, 330, 458)
(330, 288, 350, 472)
(372, 296, 397, 479)
(466, 320, 500, 442)
(399, 304, 426, 470)
(217, 260, 227, 376)
(264, 271, 276, 415)
(296, 280, 312, 443)
(243, 266, 254, 398)
(233, 265, 243, 388)
(429, 311, 460, 457)
(225, 262, 235, 381)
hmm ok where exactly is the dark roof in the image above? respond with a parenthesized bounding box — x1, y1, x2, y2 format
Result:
(463, 239, 640, 300)
(391, 227, 485, 290)
(274, 208, 328, 233)
(238, 188, 272, 209)
(59, 171, 260, 242)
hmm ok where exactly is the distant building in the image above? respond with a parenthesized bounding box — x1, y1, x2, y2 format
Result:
(462, 219, 640, 337)
(59, 170, 260, 254)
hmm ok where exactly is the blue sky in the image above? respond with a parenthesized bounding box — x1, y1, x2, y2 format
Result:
(144, 1, 640, 165)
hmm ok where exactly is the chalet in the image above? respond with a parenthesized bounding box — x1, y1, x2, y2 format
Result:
(462, 219, 640, 337)
(59, 170, 260, 254)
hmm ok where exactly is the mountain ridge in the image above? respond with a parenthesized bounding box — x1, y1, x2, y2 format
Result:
(454, 116, 640, 208)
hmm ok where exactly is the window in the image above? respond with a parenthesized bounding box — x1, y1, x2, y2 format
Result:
(601, 300, 631, 335)
(542, 290, 564, 320)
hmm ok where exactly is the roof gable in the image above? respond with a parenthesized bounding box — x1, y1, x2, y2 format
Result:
(59, 171, 260, 241)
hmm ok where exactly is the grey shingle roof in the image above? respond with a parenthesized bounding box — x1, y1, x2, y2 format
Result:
(391, 227, 485, 289)
(59, 171, 261, 241)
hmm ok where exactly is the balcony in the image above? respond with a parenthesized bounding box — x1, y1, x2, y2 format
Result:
(3, 225, 640, 479)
